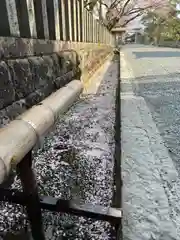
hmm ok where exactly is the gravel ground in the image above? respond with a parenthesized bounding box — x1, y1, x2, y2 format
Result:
(0, 59, 118, 239)
(122, 45, 180, 240)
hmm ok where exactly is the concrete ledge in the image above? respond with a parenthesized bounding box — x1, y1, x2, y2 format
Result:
(83, 54, 113, 94)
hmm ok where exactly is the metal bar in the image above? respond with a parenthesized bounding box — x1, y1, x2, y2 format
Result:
(0, 188, 122, 224)
(16, 151, 45, 240)
(111, 51, 122, 239)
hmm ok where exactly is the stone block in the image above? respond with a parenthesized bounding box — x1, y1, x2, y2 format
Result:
(25, 85, 52, 108)
(0, 61, 15, 109)
(41, 55, 56, 87)
(5, 99, 27, 120)
(7, 59, 34, 100)
(54, 70, 75, 89)
(0, 108, 10, 127)
(58, 50, 80, 74)
(50, 53, 61, 77)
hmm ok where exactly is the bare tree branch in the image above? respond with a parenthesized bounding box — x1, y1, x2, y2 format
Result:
(85, 0, 171, 29)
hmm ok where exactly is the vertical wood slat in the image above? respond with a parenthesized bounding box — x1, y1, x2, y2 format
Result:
(85, 9, 88, 42)
(60, 0, 67, 40)
(73, 0, 77, 41)
(26, 0, 37, 38)
(87, 11, 90, 42)
(91, 14, 93, 43)
(94, 18, 95, 43)
(89, 13, 93, 42)
(94, 19, 96, 43)
(92, 16, 94, 43)
(104, 28, 106, 44)
(67, 0, 72, 41)
(95, 19, 97, 43)
(97, 21, 99, 43)
(79, 0, 83, 42)
(53, 0, 60, 40)
(83, 4, 86, 42)
(70, 0, 75, 41)
(75, 1, 79, 41)
(77, 0, 81, 42)
(106, 29, 108, 44)
(88, 12, 92, 42)
(41, 0, 49, 39)
(87, 11, 89, 42)
(88, 12, 90, 42)
(5, 0, 20, 37)
(90, 13, 92, 42)
(99, 23, 101, 43)
(102, 26, 104, 44)
(105, 28, 107, 44)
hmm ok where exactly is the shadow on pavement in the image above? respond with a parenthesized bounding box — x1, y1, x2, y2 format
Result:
(132, 51, 180, 59)
(123, 73, 180, 175)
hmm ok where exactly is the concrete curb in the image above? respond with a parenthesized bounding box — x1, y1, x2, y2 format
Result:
(83, 53, 113, 94)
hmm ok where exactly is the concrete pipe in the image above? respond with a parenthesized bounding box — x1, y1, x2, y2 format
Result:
(0, 80, 83, 184)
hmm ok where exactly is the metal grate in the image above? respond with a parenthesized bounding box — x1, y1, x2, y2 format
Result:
(0, 148, 122, 240)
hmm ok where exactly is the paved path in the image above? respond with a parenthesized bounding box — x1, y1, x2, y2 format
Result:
(121, 45, 180, 240)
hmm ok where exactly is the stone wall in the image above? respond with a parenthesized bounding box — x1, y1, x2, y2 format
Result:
(0, 50, 81, 127)
(79, 45, 112, 84)
(0, 37, 112, 127)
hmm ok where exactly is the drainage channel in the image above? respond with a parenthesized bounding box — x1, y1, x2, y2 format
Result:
(0, 54, 122, 240)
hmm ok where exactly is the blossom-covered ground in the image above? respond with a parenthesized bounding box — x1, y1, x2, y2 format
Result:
(0, 58, 118, 239)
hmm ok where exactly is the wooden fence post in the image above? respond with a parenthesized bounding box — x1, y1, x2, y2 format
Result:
(73, 0, 77, 41)
(67, 0, 73, 41)
(41, 0, 49, 39)
(5, 0, 20, 37)
(60, 0, 67, 41)
(77, 0, 81, 42)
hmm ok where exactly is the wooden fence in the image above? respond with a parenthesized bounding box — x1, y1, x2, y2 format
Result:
(0, 0, 113, 44)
